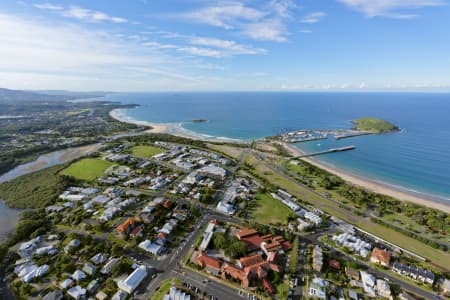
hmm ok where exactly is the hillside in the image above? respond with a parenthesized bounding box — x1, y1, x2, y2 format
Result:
(352, 117, 399, 133)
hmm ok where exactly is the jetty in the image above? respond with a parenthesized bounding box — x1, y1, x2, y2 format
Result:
(334, 132, 372, 140)
(284, 136, 328, 143)
(296, 146, 356, 158)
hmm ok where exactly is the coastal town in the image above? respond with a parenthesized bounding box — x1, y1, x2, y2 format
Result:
(1, 131, 449, 300)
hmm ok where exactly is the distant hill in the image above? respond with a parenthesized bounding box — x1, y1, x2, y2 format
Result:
(0, 88, 74, 102)
(32, 90, 108, 98)
(0, 88, 106, 103)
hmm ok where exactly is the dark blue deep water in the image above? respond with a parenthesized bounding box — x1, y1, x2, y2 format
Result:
(102, 92, 450, 202)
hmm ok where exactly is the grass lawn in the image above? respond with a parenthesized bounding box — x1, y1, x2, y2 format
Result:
(207, 143, 244, 159)
(150, 278, 182, 300)
(252, 193, 292, 225)
(131, 145, 165, 158)
(61, 158, 114, 181)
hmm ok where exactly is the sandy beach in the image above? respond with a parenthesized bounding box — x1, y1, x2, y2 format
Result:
(109, 108, 245, 144)
(282, 142, 450, 214)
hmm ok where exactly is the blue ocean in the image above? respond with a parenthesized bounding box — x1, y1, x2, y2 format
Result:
(101, 92, 450, 202)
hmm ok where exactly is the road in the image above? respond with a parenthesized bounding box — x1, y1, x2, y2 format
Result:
(132, 211, 244, 300)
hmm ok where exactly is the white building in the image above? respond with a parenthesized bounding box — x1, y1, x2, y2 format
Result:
(118, 265, 147, 294)
(101, 258, 120, 275)
(164, 287, 191, 300)
(304, 211, 322, 225)
(309, 277, 327, 300)
(360, 271, 376, 297)
(67, 285, 86, 300)
(138, 240, 165, 256)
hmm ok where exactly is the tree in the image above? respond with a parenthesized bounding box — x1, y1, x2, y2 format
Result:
(212, 232, 227, 249)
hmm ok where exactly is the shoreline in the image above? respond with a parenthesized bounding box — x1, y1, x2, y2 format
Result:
(109, 108, 450, 214)
(282, 142, 450, 214)
(109, 108, 246, 144)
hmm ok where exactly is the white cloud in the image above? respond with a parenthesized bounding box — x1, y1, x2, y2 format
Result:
(63, 6, 128, 23)
(299, 29, 312, 33)
(179, 1, 295, 42)
(33, 3, 63, 11)
(337, 0, 444, 18)
(142, 41, 178, 49)
(189, 37, 267, 55)
(142, 32, 268, 57)
(177, 47, 223, 58)
(301, 12, 326, 23)
(0, 14, 212, 91)
(34, 3, 128, 23)
(183, 3, 266, 29)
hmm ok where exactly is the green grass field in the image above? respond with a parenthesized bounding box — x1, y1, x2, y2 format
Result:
(150, 278, 182, 300)
(61, 158, 114, 181)
(131, 145, 165, 158)
(252, 193, 292, 225)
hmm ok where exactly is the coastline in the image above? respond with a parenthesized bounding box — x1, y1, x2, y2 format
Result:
(109, 108, 245, 144)
(109, 107, 450, 214)
(282, 142, 450, 214)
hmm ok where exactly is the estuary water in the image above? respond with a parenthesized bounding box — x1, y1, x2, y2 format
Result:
(102, 92, 450, 203)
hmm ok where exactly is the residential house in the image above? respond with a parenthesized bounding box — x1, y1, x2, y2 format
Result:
(116, 217, 139, 238)
(309, 277, 327, 300)
(370, 248, 391, 267)
(82, 262, 96, 276)
(196, 252, 223, 276)
(67, 286, 86, 300)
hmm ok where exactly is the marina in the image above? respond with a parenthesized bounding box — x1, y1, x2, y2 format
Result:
(280, 129, 373, 143)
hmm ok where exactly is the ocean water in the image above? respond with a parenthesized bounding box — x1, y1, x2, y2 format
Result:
(102, 92, 450, 202)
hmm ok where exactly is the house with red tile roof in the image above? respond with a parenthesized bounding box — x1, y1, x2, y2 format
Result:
(116, 217, 138, 238)
(236, 228, 258, 239)
(162, 200, 173, 209)
(329, 260, 341, 270)
(239, 254, 263, 268)
(129, 225, 143, 238)
(370, 248, 391, 267)
(196, 252, 223, 276)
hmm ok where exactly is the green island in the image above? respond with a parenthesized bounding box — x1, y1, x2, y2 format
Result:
(352, 117, 399, 133)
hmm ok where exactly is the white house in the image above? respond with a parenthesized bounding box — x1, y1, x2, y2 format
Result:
(117, 265, 147, 294)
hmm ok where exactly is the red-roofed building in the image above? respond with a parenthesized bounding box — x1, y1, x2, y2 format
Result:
(116, 217, 138, 238)
(196, 252, 222, 275)
(370, 248, 391, 267)
(329, 260, 341, 270)
(157, 232, 168, 240)
(281, 241, 292, 251)
(223, 264, 249, 287)
(262, 278, 274, 294)
(162, 200, 173, 209)
(239, 254, 263, 268)
(210, 219, 220, 225)
(129, 225, 143, 238)
(236, 228, 258, 239)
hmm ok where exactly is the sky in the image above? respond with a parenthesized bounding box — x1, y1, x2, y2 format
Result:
(0, 0, 449, 92)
